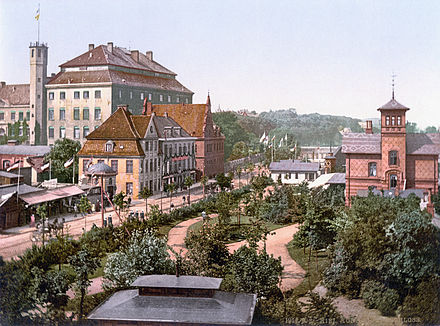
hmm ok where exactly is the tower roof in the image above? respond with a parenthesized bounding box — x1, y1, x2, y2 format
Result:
(377, 97, 409, 111)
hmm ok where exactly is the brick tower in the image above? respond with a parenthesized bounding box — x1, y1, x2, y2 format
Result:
(29, 42, 48, 144)
(378, 90, 409, 193)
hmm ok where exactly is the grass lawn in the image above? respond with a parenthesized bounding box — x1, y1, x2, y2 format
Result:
(286, 240, 331, 297)
(188, 215, 287, 243)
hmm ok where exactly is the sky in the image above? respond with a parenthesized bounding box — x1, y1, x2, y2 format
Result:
(1, 0, 440, 128)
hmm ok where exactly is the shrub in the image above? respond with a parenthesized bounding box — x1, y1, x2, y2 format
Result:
(399, 275, 440, 325)
(360, 280, 399, 316)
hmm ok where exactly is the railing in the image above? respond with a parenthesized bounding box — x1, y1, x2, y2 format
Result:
(224, 153, 265, 172)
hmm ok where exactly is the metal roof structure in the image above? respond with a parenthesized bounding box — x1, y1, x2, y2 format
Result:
(19, 185, 84, 205)
(269, 160, 320, 173)
(0, 145, 50, 156)
(131, 275, 222, 289)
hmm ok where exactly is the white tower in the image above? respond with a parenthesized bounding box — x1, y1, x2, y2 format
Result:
(29, 42, 48, 144)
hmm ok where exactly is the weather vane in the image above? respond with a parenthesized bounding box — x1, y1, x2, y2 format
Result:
(391, 72, 397, 99)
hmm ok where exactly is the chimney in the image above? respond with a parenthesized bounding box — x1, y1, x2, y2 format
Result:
(0, 81, 5, 88)
(164, 111, 168, 118)
(118, 104, 128, 111)
(51, 73, 55, 77)
(142, 99, 153, 115)
(7, 140, 17, 146)
(146, 51, 153, 61)
(365, 120, 373, 134)
(107, 42, 113, 53)
(89, 44, 94, 51)
(130, 50, 139, 63)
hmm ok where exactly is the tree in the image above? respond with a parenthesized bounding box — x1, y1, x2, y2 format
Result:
(184, 176, 194, 205)
(229, 141, 249, 161)
(45, 138, 81, 183)
(425, 125, 438, 133)
(167, 183, 177, 210)
(139, 187, 153, 214)
(200, 175, 209, 198)
(103, 230, 174, 289)
(68, 248, 100, 319)
(224, 245, 283, 298)
(215, 173, 232, 191)
(78, 195, 91, 215)
(36, 204, 48, 245)
(216, 191, 235, 225)
(113, 191, 129, 217)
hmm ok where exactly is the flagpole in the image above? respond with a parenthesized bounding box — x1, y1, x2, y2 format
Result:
(49, 158, 51, 180)
(17, 160, 21, 203)
(72, 156, 75, 184)
(37, 3, 40, 44)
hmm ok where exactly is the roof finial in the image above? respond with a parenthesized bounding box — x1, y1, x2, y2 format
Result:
(391, 72, 396, 100)
(206, 90, 211, 106)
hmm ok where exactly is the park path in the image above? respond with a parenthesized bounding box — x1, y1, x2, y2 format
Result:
(166, 217, 306, 292)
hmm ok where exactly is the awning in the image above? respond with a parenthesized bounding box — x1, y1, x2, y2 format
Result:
(19, 185, 84, 206)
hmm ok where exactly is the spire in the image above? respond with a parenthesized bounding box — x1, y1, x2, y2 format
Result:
(391, 72, 396, 100)
(206, 91, 211, 107)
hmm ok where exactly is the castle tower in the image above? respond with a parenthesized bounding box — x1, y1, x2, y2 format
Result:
(29, 42, 48, 144)
(378, 91, 409, 193)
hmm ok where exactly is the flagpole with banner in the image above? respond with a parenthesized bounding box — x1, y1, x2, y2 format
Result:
(35, 4, 40, 44)
(17, 159, 21, 203)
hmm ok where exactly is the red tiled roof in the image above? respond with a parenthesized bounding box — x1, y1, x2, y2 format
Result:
(86, 108, 140, 140)
(152, 104, 207, 137)
(77, 139, 144, 157)
(59, 45, 176, 76)
(0, 84, 30, 106)
(46, 69, 193, 94)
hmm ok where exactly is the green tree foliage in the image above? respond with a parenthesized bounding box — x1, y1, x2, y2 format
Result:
(229, 141, 250, 161)
(184, 176, 194, 204)
(45, 138, 81, 183)
(185, 223, 230, 277)
(113, 191, 129, 216)
(68, 248, 101, 319)
(223, 245, 283, 298)
(215, 173, 232, 191)
(139, 186, 153, 213)
(216, 191, 235, 225)
(7, 120, 30, 143)
(200, 175, 208, 198)
(103, 230, 174, 289)
(78, 195, 92, 215)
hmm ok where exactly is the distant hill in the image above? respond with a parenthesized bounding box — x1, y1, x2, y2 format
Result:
(213, 109, 365, 159)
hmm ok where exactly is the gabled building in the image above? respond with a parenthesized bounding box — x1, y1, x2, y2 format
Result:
(342, 93, 440, 211)
(77, 104, 196, 199)
(147, 94, 225, 179)
(46, 42, 193, 145)
(269, 159, 321, 184)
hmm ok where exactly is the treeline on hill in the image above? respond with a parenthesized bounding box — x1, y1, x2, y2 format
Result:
(213, 108, 439, 161)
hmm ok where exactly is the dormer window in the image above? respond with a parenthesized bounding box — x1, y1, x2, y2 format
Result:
(105, 140, 114, 152)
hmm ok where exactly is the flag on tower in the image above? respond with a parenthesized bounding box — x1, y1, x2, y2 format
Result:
(259, 131, 266, 143)
(35, 7, 40, 21)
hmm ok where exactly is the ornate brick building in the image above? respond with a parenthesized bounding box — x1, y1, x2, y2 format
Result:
(342, 93, 440, 209)
(147, 94, 225, 179)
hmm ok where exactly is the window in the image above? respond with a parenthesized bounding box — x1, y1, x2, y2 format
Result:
(74, 126, 80, 139)
(48, 108, 54, 120)
(83, 160, 89, 172)
(31, 49, 34, 57)
(177, 96, 180, 103)
(95, 90, 101, 99)
(26, 111, 30, 121)
(74, 91, 80, 99)
(386, 116, 390, 126)
(185, 98, 189, 104)
(83, 91, 89, 99)
(148, 93, 152, 101)
(397, 116, 401, 125)
(48, 127, 54, 138)
(390, 174, 398, 189)
(130, 91, 133, 99)
(49, 92, 54, 100)
(37, 49, 41, 57)
(0, 112, 4, 120)
(118, 90, 122, 99)
(60, 127, 66, 138)
(295, 173, 298, 179)
(19, 112, 23, 121)
(83, 107, 89, 120)
(111, 160, 118, 172)
(60, 108, 66, 120)
(37, 78, 41, 83)
(11, 112, 15, 121)
(368, 162, 377, 177)
(19, 127, 23, 136)
(3, 160, 10, 170)
(126, 160, 133, 173)
(141, 93, 144, 100)
(159, 94, 163, 102)
(105, 141, 113, 152)
(74, 107, 80, 120)
(389, 151, 398, 166)
(83, 126, 89, 137)
(391, 116, 395, 126)
(285, 173, 291, 180)
(94, 107, 101, 120)
(126, 182, 133, 195)
(167, 95, 171, 102)
(60, 91, 66, 100)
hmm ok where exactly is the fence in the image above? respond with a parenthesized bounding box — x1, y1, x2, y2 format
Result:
(224, 153, 265, 173)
